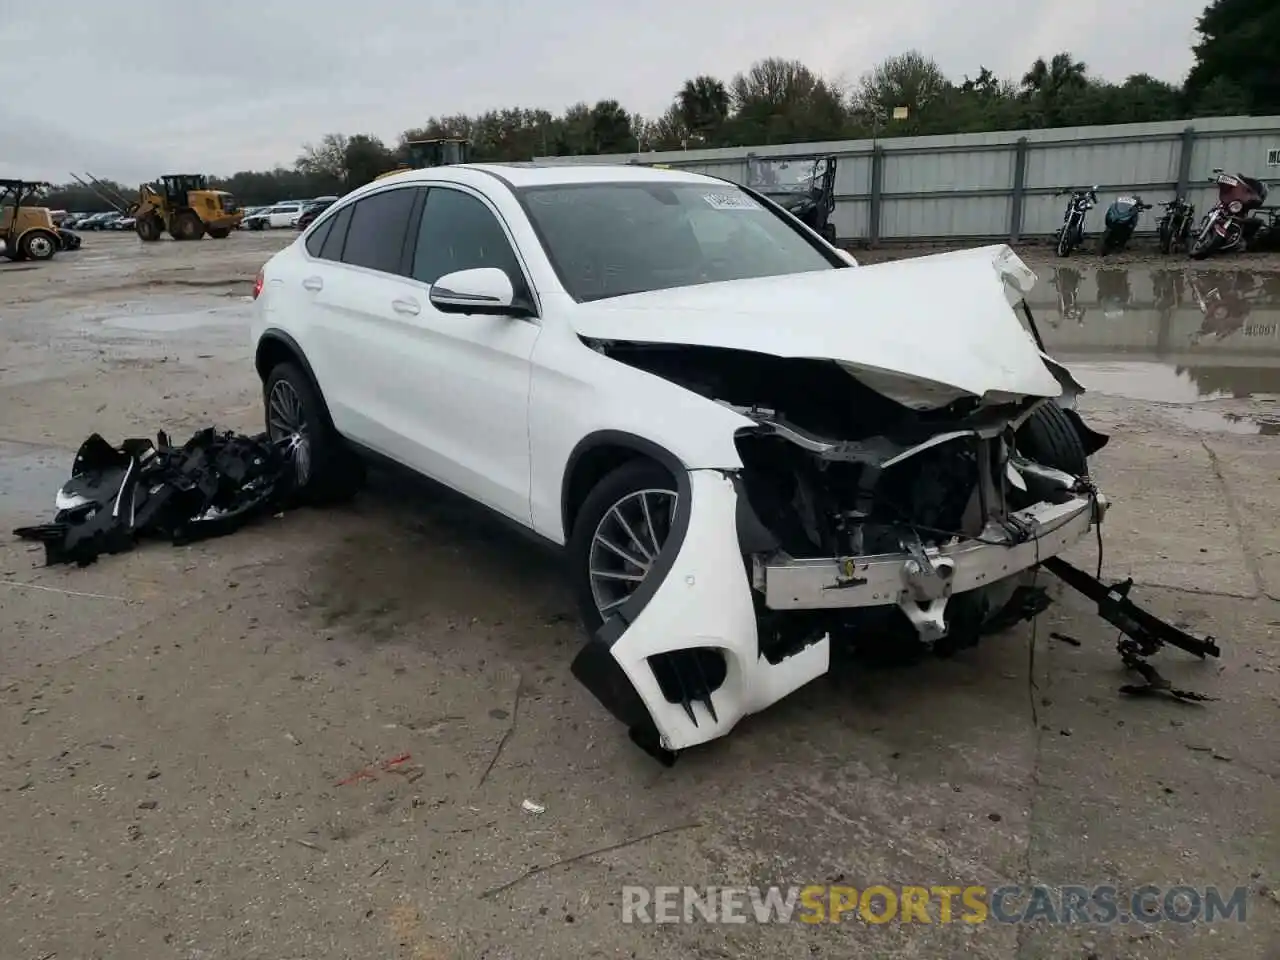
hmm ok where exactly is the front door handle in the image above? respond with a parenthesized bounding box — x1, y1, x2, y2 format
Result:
(392, 298, 421, 316)
(302, 276, 323, 292)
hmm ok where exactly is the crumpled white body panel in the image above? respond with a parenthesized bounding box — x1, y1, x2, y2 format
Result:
(569, 244, 1063, 404)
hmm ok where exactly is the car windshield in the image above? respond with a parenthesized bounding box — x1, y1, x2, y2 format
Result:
(745, 158, 829, 194)
(520, 181, 837, 302)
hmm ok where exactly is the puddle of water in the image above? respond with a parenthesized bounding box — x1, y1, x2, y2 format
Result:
(1165, 407, 1280, 436)
(99, 303, 249, 333)
(1031, 264, 1280, 401)
(0, 442, 69, 521)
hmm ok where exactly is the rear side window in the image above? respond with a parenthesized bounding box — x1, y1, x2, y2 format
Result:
(341, 187, 417, 275)
(317, 204, 352, 261)
(304, 216, 333, 257)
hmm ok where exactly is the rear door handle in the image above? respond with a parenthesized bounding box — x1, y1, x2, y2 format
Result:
(302, 276, 323, 292)
(392, 298, 421, 316)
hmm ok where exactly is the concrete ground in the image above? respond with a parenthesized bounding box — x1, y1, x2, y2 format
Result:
(1, 232, 1278, 960)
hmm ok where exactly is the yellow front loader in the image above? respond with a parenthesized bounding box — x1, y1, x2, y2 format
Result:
(132, 174, 243, 241)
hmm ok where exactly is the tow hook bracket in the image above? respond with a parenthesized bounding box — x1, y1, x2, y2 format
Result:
(1042, 556, 1223, 702)
(898, 534, 956, 644)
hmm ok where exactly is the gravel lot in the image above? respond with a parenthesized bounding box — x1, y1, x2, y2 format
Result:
(1, 231, 1278, 960)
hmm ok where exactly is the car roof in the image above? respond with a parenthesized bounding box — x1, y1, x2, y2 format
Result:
(377, 162, 721, 189)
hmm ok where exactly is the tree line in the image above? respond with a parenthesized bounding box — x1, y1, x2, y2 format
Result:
(41, 0, 1275, 212)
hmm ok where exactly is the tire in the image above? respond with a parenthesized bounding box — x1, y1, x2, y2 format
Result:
(1055, 225, 1072, 257)
(19, 230, 58, 261)
(1015, 401, 1088, 478)
(207, 227, 230, 239)
(136, 216, 162, 242)
(1189, 229, 1221, 260)
(171, 211, 205, 241)
(567, 459, 680, 634)
(1158, 221, 1172, 255)
(263, 361, 364, 504)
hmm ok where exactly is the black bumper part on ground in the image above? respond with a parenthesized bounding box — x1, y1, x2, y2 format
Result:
(13, 428, 296, 567)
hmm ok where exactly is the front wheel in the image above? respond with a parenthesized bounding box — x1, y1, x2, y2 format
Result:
(568, 459, 681, 634)
(19, 230, 58, 261)
(136, 215, 162, 242)
(1015, 400, 1089, 478)
(1157, 220, 1173, 255)
(263, 362, 363, 504)
(1190, 227, 1223, 260)
(207, 227, 230, 239)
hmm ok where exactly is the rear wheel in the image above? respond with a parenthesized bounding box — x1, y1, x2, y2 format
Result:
(263, 361, 363, 504)
(171, 211, 205, 241)
(19, 230, 57, 261)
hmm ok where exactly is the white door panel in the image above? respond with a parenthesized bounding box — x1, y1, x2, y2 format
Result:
(394, 303, 539, 522)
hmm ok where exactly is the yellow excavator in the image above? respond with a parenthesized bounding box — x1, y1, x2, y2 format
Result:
(375, 138, 471, 181)
(71, 172, 242, 241)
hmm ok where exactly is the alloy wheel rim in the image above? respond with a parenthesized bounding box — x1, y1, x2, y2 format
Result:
(267, 380, 312, 485)
(587, 488, 678, 619)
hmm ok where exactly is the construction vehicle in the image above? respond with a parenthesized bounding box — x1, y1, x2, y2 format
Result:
(71, 172, 242, 241)
(745, 154, 839, 244)
(0, 179, 63, 261)
(375, 138, 472, 181)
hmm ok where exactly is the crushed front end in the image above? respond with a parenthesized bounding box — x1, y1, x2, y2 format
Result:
(572, 350, 1110, 762)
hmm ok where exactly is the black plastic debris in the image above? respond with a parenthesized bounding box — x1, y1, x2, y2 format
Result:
(13, 428, 295, 567)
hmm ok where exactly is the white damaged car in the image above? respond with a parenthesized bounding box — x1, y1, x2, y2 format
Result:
(250, 163, 1111, 761)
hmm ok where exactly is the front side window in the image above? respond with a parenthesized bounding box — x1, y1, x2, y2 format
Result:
(519, 181, 838, 302)
(340, 187, 418, 275)
(411, 187, 522, 287)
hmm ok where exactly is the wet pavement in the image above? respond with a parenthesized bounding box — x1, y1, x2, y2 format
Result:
(1027, 263, 1280, 435)
(1, 235, 1278, 960)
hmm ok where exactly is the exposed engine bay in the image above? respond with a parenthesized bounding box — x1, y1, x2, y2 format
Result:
(587, 340, 1070, 552)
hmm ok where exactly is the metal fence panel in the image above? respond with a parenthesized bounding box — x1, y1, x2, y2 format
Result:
(531, 116, 1280, 244)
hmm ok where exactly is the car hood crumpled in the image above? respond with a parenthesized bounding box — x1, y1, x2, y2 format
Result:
(569, 244, 1063, 407)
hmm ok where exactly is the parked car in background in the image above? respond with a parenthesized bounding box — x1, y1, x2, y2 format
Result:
(77, 212, 120, 230)
(244, 202, 305, 231)
(294, 197, 339, 230)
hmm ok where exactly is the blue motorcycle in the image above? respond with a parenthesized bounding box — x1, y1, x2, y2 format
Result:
(1099, 194, 1153, 255)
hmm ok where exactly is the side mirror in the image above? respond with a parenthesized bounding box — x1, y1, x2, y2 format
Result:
(428, 267, 524, 317)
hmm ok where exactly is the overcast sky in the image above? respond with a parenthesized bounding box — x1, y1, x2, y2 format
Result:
(0, 0, 1207, 184)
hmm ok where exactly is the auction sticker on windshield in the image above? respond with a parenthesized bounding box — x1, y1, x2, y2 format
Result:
(703, 193, 760, 211)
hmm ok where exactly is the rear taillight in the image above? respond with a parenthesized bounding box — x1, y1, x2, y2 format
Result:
(252, 268, 264, 300)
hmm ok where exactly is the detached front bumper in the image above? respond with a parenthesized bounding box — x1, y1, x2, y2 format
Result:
(573, 469, 1107, 758)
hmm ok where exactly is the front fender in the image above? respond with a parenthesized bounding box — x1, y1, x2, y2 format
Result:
(528, 336, 750, 540)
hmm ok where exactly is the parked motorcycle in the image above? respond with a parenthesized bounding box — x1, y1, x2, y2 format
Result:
(1155, 196, 1195, 254)
(1054, 186, 1098, 256)
(1189, 168, 1271, 260)
(1099, 194, 1153, 254)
